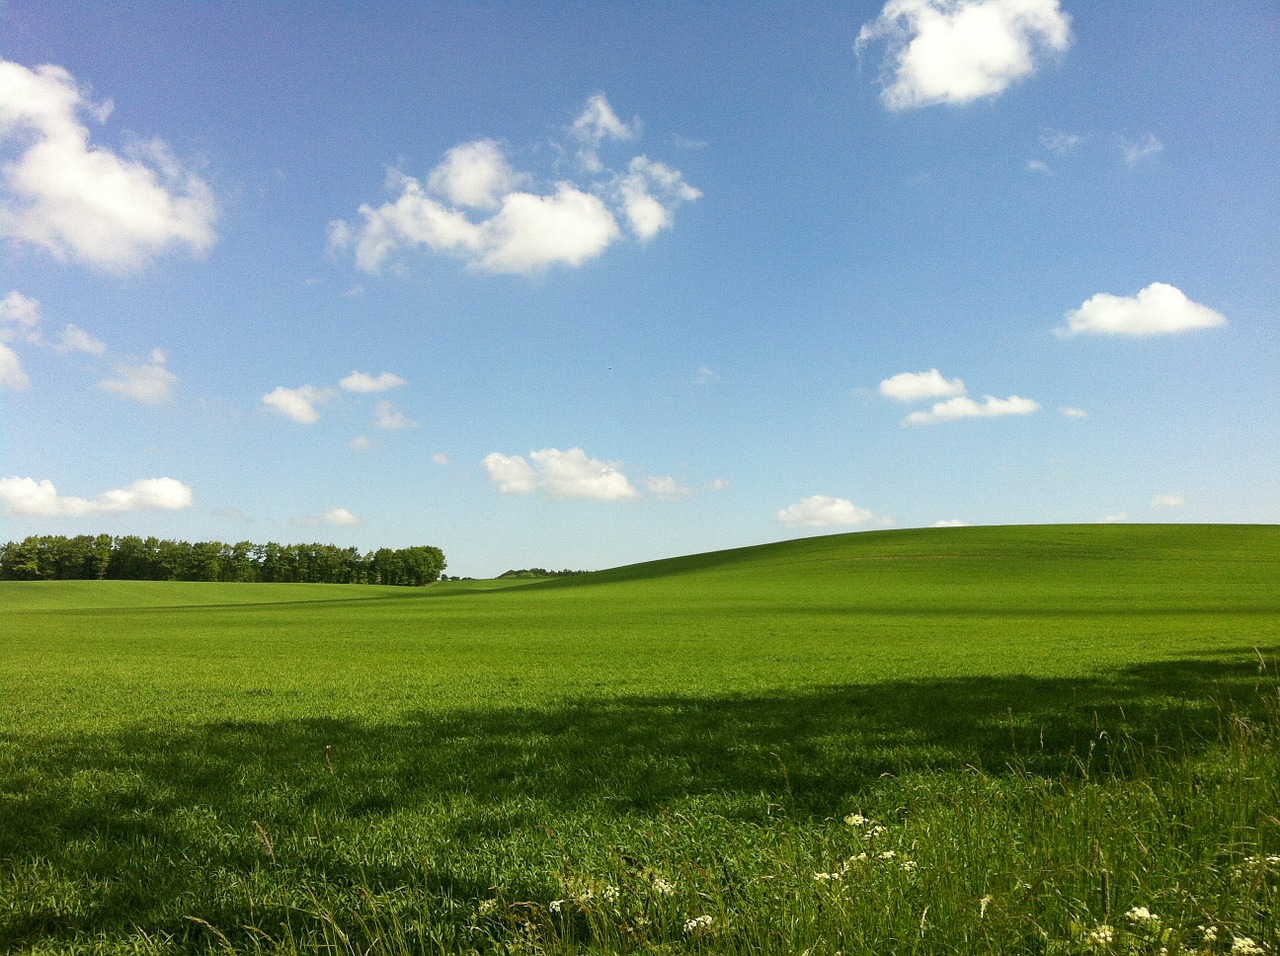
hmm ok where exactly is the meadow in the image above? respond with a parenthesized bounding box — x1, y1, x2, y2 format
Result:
(2, 524, 1279, 955)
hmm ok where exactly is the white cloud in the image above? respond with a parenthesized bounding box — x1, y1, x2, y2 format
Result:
(0, 475, 193, 516)
(483, 451, 539, 494)
(1060, 406, 1088, 418)
(324, 507, 361, 526)
(904, 394, 1040, 425)
(856, 0, 1071, 110)
(1099, 512, 1129, 523)
(0, 342, 28, 390)
(0, 59, 217, 272)
(476, 184, 621, 274)
(776, 495, 878, 528)
(373, 400, 418, 430)
(1151, 494, 1185, 509)
(432, 453, 451, 465)
(932, 519, 968, 527)
(426, 139, 527, 211)
(1040, 129, 1085, 154)
(1120, 133, 1163, 167)
(1057, 282, 1226, 338)
(879, 368, 966, 402)
(646, 476, 692, 500)
(0, 290, 42, 343)
(350, 435, 373, 451)
(331, 96, 696, 277)
(339, 370, 407, 393)
(613, 156, 702, 241)
(262, 384, 334, 424)
(710, 478, 730, 492)
(56, 323, 107, 355)
(331, 169, 619, 276)
(97, 349, 177, 405)
(1026, 159, 1051, 174)
(483, 447, 640, 501)
(573, 93, 638, 144)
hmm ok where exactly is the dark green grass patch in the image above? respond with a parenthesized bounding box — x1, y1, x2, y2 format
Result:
(2, 524, 1279, 954)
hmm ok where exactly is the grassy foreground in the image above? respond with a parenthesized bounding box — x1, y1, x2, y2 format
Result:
(2, 524, 1279, 954)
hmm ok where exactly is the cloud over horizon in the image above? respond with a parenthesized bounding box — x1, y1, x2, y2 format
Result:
(484, 447, 640, 501)
(904, 394, 1040, 425)
(879, 368, 966, 402)
(0, 475, 194, 516)
(776, 495, 881, 528)
(1057, 282, 1226, 338)
(0, 59, 218, 272)
(856, 0, 1071, 110)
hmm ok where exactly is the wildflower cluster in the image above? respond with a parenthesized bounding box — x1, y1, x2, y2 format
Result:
(813, 813, 918, 883)
(1074, 905, 1272, 955)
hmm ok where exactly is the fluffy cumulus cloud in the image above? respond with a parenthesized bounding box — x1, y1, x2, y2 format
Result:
(0, 475, 193, 516)
(373, 400, 417, 430)
(0, 342, 26, 390)
(857, 0, 1071, 110)
(262, 384, 335, 424)
(0, 290, 41, 389)
(57, 323, 107, 355)
(0, 59, 217, 272)
(426, 139, 528, 210)
(879, 368, 966, 401)
(324, 507, 361, 526)
(905, 394, 1039, 425)
(97, 348, 177, 405)
(1151, 494, 1185, 509)
(646, 476, 692, 500)
(329, 94, 697, 276)
(338, 370, 407, 393)
(484, 447, 640, 501)
(776, 495, 879, 529)
(612, 156, 702, 241)
(879, 366, 1038, 426)
(1057, 282, 1226, 338)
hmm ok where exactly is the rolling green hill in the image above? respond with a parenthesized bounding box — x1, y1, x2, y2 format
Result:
(2, 524, 1279, 955)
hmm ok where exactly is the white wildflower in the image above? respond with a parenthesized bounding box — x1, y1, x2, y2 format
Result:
(844, 813, 869, 827)
(813, 871, 843, 882)
(1232, 935, 1265, 955)
(477, 898, 498, 916)
(650, 876, 675, 896)
(1199, 925, 1219, 943)
(602, 884, 619, 903)
(684, 914, 716, 935)
(1126, 906, 1160, 925)
(549, 899, 564, 913)
(900, 859, 918, 872)
(878, 849, 897, 860)
(1086, 924, 1116, 947)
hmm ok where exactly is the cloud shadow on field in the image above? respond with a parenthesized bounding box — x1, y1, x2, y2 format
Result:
(2, 648, 1278, 948)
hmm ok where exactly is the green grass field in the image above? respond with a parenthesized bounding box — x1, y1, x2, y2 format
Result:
(2, 524, 1279, 954)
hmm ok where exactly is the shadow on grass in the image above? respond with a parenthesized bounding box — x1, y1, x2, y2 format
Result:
(2, 648, 1277, 949)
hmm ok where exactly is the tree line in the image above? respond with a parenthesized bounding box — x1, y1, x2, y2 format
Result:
(0, 535, 446, 586)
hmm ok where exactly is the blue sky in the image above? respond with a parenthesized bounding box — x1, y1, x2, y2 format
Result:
(1, 1, 1276, 577)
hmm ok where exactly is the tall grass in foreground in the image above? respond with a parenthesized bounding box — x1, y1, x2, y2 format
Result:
(19, 672, 1273, 956)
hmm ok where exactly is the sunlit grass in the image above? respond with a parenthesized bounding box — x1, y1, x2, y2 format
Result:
(2, 524, 1278, 953)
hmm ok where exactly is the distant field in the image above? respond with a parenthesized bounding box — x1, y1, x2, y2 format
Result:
(2, 524, 1279, 954)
